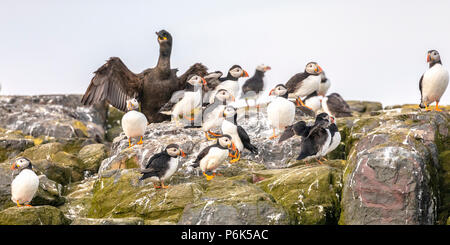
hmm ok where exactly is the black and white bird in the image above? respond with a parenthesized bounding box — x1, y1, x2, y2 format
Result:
(191, 135, 235, 181)
(139, 144, 186, 189)
(10, 157, 39, 207)
(267, 84, 295, 140)
(122, 98, 148, 147)
(419, 50, 449, 111)
(278, 113, 332, 164)
(321, 93, 352, 118)
(208, 65, 249, 104)
(241, 64, 271, 109)
(285, 62, 323, 109)
(317, 71, 330, 96)
(324, 119, 341, 159)
(170, 75, 206, 125)
(221, 106, 258, 161)
(202, 89, 235, 140)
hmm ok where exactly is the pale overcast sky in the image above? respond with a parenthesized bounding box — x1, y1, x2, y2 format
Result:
(0, 0, 449, 106)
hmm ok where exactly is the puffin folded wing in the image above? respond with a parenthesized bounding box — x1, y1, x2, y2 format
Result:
(81, 57, 142, 112)
(326, 93, 352, 117)
(285, 73, 311, 94)
(237, 126, 258, 154)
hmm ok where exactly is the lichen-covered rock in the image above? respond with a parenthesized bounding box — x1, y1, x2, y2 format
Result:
(59, 177, 97, 220)
(105, 106, 125, 142)
(88, 170, 203, 224)
(0, 95, 107, 141)
(178, 176, 291, 225)
(255, 164, 342, 224)
(71, 217, 144, 225)
(339, 110, 449, 225)
(0, 162, 14, 211)
(0, 205, 70, 225)
(31, 175, 65, 207)
(78, 144, 107, 173)
(0, 128, 37, 162)
(346, 100, 383, 115)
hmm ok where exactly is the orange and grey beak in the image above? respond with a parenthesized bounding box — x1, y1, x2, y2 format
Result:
(11, 162, 17, 170)
(264, 66, 271, 71)
(230, 142, 236, 151)
(180, 150, 186, 157)
(316, 65, 323, 73)
(231, 95, 235, 101)
(202, 78, 207, 86)
(242, 70, 249, 77)
(427, 54, 431, 62)
(269, 89, 275, 96)
(331, 117, 335, 123)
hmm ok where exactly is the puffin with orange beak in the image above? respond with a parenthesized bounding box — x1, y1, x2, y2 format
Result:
(122, 98, 148, 147)
(419, 50, 449, 111)
(202, 89, 235, 140)
(169, 74, 207, 126)
(208, 65, 249, 104)
(10, 157, 39, 207)
(139, 144, 186, 189)
(191, 134, 236, 181)
(285, 62, 323, 110)
(267, 84, 296, 140)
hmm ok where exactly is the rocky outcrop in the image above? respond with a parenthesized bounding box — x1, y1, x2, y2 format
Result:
(0, 95, 449, 225)
(0, 206, 70, 225)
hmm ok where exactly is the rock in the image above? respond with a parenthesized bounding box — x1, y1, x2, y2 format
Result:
(178, 176, 290, 225)
(0, 205, 70, 225)
(0, 95, 107, 141)
(31, 175, 65, 207)
(105, 106, 125, 142)
(0, 162, 14, 211)
(78, 144, 108, 173)
(71, 217, 144, 225)
(88, 170, 203, 224)
(339, 110, 449, 225)
(255, 164, 343, 224)
(346, 100, 383, 115)
(0, 128, 37, 162)
(59, 177, 97, 220)
(32, 160, 73, 186)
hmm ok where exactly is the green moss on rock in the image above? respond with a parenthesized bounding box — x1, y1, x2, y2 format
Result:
(0, 205, 70, 225)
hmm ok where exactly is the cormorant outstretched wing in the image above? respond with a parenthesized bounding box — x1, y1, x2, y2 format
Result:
(81, 57, 142, 112)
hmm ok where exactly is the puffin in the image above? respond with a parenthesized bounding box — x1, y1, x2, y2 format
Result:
(122, 98, 148, 147)
(191, 135, 235, 181)
(81, 30, 208, 123)
(10, 157, 39, 207)
(303, 91, 323, 115)
(220, 106, 258, 162)
(170, 75, 207, 125)
(139, 144, 186, 189)
(317, 71, 330, 96)
(419, 50, 449, 111)
(208, 65, 249, 104)
(267, 84, 296, 140)
(202, 71, 224, 105)
(278, 113, 332, 164)
(202, 89, 235, 140)
(321, 93, 352, 118)
(241, 64, 271, 109)
(323, 118, 341, 160)
(285, 62, 323, 109)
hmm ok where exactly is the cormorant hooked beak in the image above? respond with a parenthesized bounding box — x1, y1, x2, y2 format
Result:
(156, 32, 168, 42)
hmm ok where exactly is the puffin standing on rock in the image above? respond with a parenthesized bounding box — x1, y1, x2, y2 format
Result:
(81, 30, 207, 123)
(122, 98, 148, 147)
(191, 135, 235, 181)
(208, 65, 249, 104)
(169, 75, 207, 126)
(279, 113, 332, 164)
(10, 157, 39, 207)
(267, 84, 295, 140)
(285, 62, 323, 109)
(202, 89, 235, 140)
(139, 144, 186, 189)
(241, 64, 271, 110)
(419, 50, 449, 111)
(220, 106, 258, 162)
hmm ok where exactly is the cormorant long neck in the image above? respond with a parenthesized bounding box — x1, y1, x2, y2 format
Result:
(157, 42, 172, 75)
